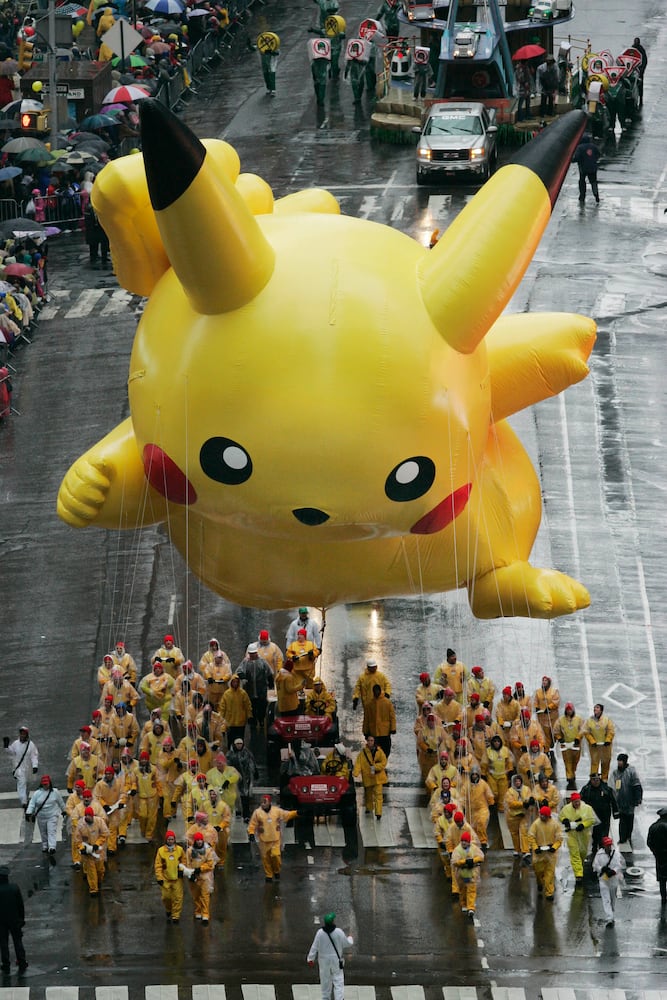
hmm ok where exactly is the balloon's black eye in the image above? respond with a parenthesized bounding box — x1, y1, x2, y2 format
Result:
(385, 457, 436, 502)
(200, 437, 253, 485)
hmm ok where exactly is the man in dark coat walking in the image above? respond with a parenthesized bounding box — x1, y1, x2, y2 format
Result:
(647, 807, 667, 906)
(0, 865, 27, 974)
(573, 134, 601, 203)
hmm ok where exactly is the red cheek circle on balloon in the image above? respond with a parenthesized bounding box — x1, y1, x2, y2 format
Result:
(143, 444, 197, 505)
(410, 483, 472, 535)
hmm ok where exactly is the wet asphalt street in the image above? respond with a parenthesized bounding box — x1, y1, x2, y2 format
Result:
(1, 0, 667, 994)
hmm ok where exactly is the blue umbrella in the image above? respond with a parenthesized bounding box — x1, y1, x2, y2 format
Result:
(0, 166, 22, 180)
(78, 114, 120, 131)
(144, 0, 184, 12)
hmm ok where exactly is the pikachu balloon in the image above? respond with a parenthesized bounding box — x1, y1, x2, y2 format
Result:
(58, 102, 595, 618)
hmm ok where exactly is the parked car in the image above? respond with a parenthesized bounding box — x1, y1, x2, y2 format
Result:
(414, 101, 498, 184)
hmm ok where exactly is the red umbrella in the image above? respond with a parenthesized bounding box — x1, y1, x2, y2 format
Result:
(3, 263, 34, 276)
(101, 85, 151, 104)
(512, 44, 546, 62)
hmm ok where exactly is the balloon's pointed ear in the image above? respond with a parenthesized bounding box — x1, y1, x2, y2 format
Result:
(418, 111, 587, 355)
(140, 99, 275, 315)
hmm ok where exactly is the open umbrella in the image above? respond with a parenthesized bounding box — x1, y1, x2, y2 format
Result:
(102, 84, 151, 104)
(144, 0, 185, 12)
(111, 53, 149, 68)
(14, 148, 55, 165)
(78, 113, 120, 130)
(187, 8, 210, 16)
(512, 44, 546, 61)
(50, 161, 74, 174)
(0, 218, 45, 238)
(0, 166, 22, 181)
(0, 59, 19, 77)
(2, 137, 50, 154)
(65, 151, 98, 165)
(2, 263, 34, 275)
(99, 103, 127, 113)
(0, 121, 18, 132)
(147, 40, 170, 54)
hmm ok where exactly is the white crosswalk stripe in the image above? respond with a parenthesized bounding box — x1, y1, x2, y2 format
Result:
(37, 288, 145, 322)
(0, 987, 663, 1000)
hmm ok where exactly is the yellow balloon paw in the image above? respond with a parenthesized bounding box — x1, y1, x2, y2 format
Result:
(470, 562, 591, 620)
(57, 458, 112, 527)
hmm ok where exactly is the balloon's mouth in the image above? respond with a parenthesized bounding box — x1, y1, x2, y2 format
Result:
(143, 444, 197, 505)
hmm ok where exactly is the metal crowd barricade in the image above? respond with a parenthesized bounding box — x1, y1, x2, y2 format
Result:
(0, 199, 20, 222)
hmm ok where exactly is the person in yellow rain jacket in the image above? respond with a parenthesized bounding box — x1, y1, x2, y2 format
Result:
(533, 675, 560, 752)
(257, 629, 284, 677)
(69, 724, 101, 762)
(206, 752, 240, 812)
(117, 748, 138, 844)
(67, 742, 100, 792)
(451, 831, 485, 917)
(110, 702, 139, 759)
(425, 750, 458, 795)
(172, 758, 201, 823)
(430, 778, 460, 824)
(305, 679, 336, 719)
(434, 802, 457, 877)
(495, 686, 520, 747)
(140, 660, 175, 714)
(136, 751, 162, 842)
(247, 794, 297, 883)
(93, 766, 127, 854)
(110, 640, 137, 684)
(583, 703, 615, 781)
(517, 740, 553, 785)
(534, 771, 561, 814)
(200, 647, 233, 710)
(482, 734, 513, 812)
(141, 720, 169, 764)
(65, 781, 86, 867)
(156, 737, 180, 820)
(468, 666, 495, 712)
(352, 660, 391, 711)
(99, 667, 140, 710)
(184, 833, 216, 923)
(219, 676, 253, 745)
(286, 630, 319, 688)
(74, 807, 109, 896)
(154, 830, 186, 924)
(352, 736, 388, 819)
(415, 672, 443, 709)
(553, 702, 585, 791)
(416, 713, 446, 781)
(458, 769, 495, 850)
(528, 805, 562, 899)
(185, 810, 218, 850)
(97, 654, 115, 692)
(559, 791, 597, 881)
(204, 785, 232, 868)
(505, 774, 533, 859)
(433, 649, 467, 702)
(363, 685, 397, 760)
(509, 709, 546, 765)
(152, 634, 185, 680)
(275, 659, 304, 716)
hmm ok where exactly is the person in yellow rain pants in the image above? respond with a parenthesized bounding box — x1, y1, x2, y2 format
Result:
(553, 702, 585, 791)
(136, 751, 162, 842)
(184, 832, 216, 923)
(559, 791, 597, 883)
(528, 805, 562, 899)
(482, 734, 512, 813)
(451, 831, 484, 917)
(583, 703, 615, 782)
(117, 749, 138, 845)
(204, 786, 232, 868)
(93, 765, 127, 854)
(247, 794, 297, 883)
(74, 807, 109, 896)
(154, 830, 186, 924)
(505, 774, 533, 860)
(352, 736, 388, 819)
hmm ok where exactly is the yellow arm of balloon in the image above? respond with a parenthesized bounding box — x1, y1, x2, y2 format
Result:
(92, 139, 242, 298)
(487, 312, 596, 422)
(57, 417, 168, 529)
(98, 42, 114, 62)
(273, 188, 340, 215)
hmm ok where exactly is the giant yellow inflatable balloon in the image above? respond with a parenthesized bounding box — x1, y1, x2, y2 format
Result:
(57, 101, 596, 619)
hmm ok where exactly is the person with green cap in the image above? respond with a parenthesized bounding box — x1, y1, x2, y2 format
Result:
(286, 607, 322, 651)
(307, 912, 354, 1000)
